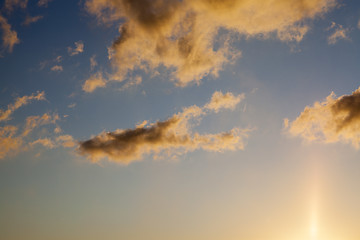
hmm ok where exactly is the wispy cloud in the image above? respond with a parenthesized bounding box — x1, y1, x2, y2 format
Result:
(0, 14, 20, 52)
(90, 55, 97, 70)
(0, 91, 45, 122)
(79, 91, 250, 164)
(4, 0, 28, 12)
(327, 22, 350, 45)
(85, 0, 336, 89)
(82, 72, 107, 92)
(37, 0, 52, 7)
(68, 41, 84, 56)
(51, 65, 63, 72)
(23, 15, 43, 26)
(285, 87, 360, 148)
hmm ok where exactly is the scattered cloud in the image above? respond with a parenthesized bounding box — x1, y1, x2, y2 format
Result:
(327, 21, 350, 45)
(4, 0, 28, 12)
(68, 41, 84, 56)
(30, 138, 55, 148)
(56, 135, 76, 148)
(82, 72, 107, 92)
(79, 91, 250, 164)
(85, 0, 336, 88)
(0, 125, 23, 159)
(119, 75, 142, 91)
(22, 113, 59, 137)
(0, 91, 45, 122)
(205, 91, 244, 113)
(68, 103, 76, 108)
(23, 15, 43, 26)
(285, 87, 360, 148)
(0, 14, 20, 52)
(51, 65, 63, 72)
(38, 0, 52, 7)
(90, 55, 97, 70)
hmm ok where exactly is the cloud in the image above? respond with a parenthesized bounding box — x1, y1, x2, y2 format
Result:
(327, 21, 350, 45)
(30, 138, 55, 148)
(0, 125, 23, 159)
(56, 135, 76, 148)
(205, 91, 244, 113)
(285, 87, 360, 148)
(0, 91, 76, 160)
(51, 65, 63, 72)
(22, 113, 59, 137)
(0, 14, 20, 52)
(119, 75, 142, 91)
(23, 15, 43, 26)
(38, 0, 52, 7)
(0, 91, 45, 122)
(85, 0, 336, 88)
(90, 55, 97, 70)
(30, 135, 76, 149)
(82, 72, 107, 92)
(4, 0, 28, 12)
(68, 41, 84, 56)
(79, 91, 250, 164)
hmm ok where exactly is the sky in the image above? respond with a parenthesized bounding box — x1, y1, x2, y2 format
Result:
(1, 0, 360, 239)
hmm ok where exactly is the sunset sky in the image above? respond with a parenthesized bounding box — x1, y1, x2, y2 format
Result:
(1, 0, 360, 239)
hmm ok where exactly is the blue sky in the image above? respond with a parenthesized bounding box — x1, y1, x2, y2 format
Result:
(1, 0, 360, 239)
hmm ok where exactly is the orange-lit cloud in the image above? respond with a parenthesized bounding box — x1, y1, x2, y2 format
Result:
(38, 0, 52, 7)
(85, 0, 336, 91)
(327, 22, 350, 45)
(0, 125, 23, 159)
(205, 91, 244, 113)
(51, 65, 63, 72)
(79, 91, 250, 164)
(285, 87, 360, 148)
(23, 15, 43, 26)
(4, 0, 28, 12)
(0, 14, 20, 52)
(68, 40, 84, 56)
(82, 72, 107, 92)
(0, 91, 76, 160)
(0, 91, 45, 122)
(22, 113, 59, 137)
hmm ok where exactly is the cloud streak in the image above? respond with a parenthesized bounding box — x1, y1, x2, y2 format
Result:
(85, 0, 336, 91)
(0, 91, 45, 122)
(285, 87, 360, 148)
(79, 91, 250, 164)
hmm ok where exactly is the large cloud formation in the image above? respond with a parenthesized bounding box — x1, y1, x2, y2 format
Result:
(79, 91, 250, 164)
(84, 0, 336, 90)
(285, 87, 360, 148)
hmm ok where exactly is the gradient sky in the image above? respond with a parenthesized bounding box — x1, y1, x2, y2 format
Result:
(1, 0, 360, 239)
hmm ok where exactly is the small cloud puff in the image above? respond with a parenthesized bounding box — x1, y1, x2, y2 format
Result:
(327, 22, 350, 45)
(79, 91, 250, 164)
(51, 65, 63, 72)
(82, 72, 107, 92)
(68, 41, 84, 56)
(23, 15, 43, 26)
